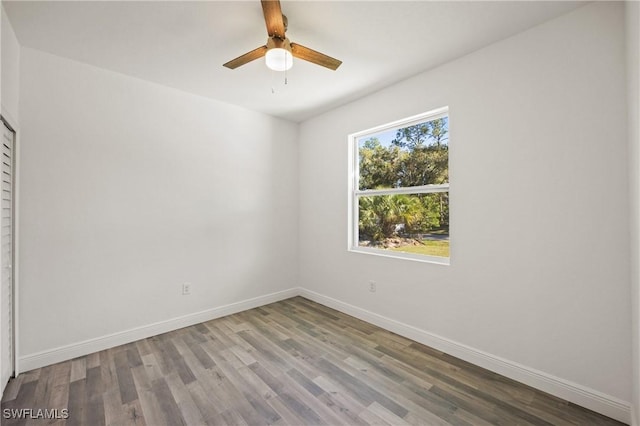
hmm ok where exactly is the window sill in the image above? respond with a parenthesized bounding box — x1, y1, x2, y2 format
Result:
(349, 246, 450, 266)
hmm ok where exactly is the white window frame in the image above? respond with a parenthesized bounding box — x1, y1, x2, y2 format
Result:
(348, 107, 450, 265)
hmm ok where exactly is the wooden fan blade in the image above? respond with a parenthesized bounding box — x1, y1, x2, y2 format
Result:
(223, 46, 268, 69)
(261, 0, 285, 38)
(290, 43, 342, 70)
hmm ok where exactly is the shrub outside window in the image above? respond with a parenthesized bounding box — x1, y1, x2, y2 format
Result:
(348, 107, 449, 264)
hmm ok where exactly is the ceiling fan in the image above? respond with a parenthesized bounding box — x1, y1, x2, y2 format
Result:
(223, 0, 342, 72)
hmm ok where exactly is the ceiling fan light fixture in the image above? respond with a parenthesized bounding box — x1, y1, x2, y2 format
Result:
(222, 1, 341, 71)
(265, 47, 293, 71)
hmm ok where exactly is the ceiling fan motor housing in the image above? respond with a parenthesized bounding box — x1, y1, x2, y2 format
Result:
(267, 36, 291, 53)
(222, 1, 341, 71)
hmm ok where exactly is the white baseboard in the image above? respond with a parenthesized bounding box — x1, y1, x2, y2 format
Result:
(298, 288, 632, 425)
(18, 288, 298, 373)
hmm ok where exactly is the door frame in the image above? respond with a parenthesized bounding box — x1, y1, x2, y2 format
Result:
(0, 110, 19, 380)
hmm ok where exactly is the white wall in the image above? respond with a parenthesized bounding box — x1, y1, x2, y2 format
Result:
(1, 5, 19, 123)
(299, 1, 630, 420)
(627, 1, 640, 423)
(18, 47, 299, 363)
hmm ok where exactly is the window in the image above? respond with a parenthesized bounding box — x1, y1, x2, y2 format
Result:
(348, 107, 450, 264)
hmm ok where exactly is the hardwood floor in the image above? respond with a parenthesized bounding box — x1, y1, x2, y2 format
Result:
(1, 297, 624, 425)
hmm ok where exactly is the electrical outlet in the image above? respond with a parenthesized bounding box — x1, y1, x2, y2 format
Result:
(369, 280, 376, 293)
(182, 282, 191, 295)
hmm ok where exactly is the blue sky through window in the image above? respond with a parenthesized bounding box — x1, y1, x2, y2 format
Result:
(358, 117, 449, 149)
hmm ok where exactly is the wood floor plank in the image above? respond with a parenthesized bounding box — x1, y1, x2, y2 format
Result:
(102, 389, 124, 426)
(340, 354, 469, 425)
(45, 361, 72, 407)
(30, 362, 54, 408)
(267, 394, 311, 425)
(65, 379, 87, 426)
(184, 379, 222, 423)
(86, 366, 104, 400)
(150, 377, 186, 426)
(139, 353, 163, 384)
(249, 360, 345, 426)
(208, 352, 281, 425)
(182, 336, 216, 370)
(358, 405, 393, 425)
(85, 390, 106, 426)
(135, 338, 153, 358)
(183, 364, 229, 415)
(122, 400, 146, 426)
(375, 341, 555, 425)
(316, 391, 370, 426)
(228, 344, 258, 366)
(130, 364, 167, 426)
(316, 357, 409, 418)
(2, 373, 23, 402)
(369, 401, 412, 425)
(86, 352, 101, 370)
(69, 358, 86, 383)
(163, 371, 206, 426)
(217, 409, 249, 426)
(21, 369, 41, 384)
(282, 376, 347, 425)
(146, 336, 174, 377)
(236, 316, 321, 380)
(278, 391, 323, 424)
(192, 323, 210, 338)
(99, 350, 118, 391)
(286, 367, 324, 397)
(266, 322, 408, 421)
(1, 297, 626, 426)
(125, 345, 143, 369)
(2, 380, 38, 426)
(113, 351, 138, 405)
(194, 350, 267, 424)
(159, 338, 196, 386)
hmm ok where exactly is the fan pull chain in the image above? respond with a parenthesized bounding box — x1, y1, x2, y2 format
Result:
(284, 51, 289, 85)
(270, 69, 288, 94)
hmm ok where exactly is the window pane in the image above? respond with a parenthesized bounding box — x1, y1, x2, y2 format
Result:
(358, 116, 448, 190)
(358, 192, 449, 258)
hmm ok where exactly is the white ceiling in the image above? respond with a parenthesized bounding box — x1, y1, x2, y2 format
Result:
(3, 1, 585, 122)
